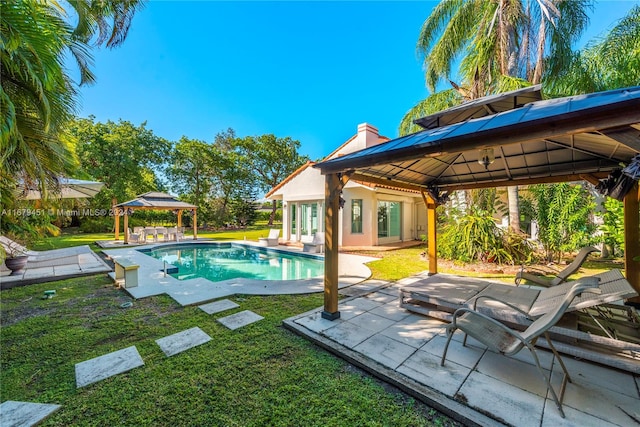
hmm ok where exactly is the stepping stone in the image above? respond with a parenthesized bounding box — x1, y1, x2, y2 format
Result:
(75, 346, 144, 388)
(155, 327, 211, 357)
(217, 310, 264, 330)
(198, 299, 239, 315)
(0, 401, 61, 427)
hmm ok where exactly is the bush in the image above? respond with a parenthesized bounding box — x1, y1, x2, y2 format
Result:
(438, 211, 534, 265)
(79, 218, 113, 233)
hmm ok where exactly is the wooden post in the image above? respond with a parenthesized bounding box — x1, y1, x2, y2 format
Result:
(123, 210, 129, 244)
(322, 172, 350, 320)
(177, 210, 183, 228)
(113, 199, 120, 240)
(421, 191, 438, 275)
(624, 183, 640, 304)
(193, 209, 198, 240)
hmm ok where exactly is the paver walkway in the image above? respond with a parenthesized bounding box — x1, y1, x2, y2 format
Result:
(217, 310, 264, 330)
(0, 401, 61, 427)
(75, 346, 145, 388)
(199, 299, 239, 314)
(156, 327, 212, 357)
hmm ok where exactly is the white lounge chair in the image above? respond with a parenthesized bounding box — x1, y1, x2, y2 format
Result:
(302, 232, 324, 253)
(258, 229, 280, 247)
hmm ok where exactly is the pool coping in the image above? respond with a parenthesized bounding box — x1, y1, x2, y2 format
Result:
(102, 239, 377, 306)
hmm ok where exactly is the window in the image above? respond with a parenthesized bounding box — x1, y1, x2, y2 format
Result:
(290, 203, 296, 235)
(351, 199, 363, 233)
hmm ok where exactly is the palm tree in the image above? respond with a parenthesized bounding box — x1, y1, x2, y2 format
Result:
(403, 0, 593, 231)
(1, 1, 80, 204)
(0, 0, 144, 206)
(545, 5, 640, 96)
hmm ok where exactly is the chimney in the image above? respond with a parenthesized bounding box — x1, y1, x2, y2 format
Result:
(357, 123, 380, 148)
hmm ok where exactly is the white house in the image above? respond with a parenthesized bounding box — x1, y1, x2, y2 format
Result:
(265, 123, 427, 247)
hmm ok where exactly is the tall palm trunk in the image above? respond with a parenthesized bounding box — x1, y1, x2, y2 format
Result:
(507, 186, 521, 232)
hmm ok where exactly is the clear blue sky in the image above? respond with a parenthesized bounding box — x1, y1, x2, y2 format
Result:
(76, 0, 638, 162)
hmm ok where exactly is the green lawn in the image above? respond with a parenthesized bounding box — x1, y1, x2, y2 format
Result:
(4, 228, 616, 425)
(29, 224, 282, 252)
(2, 228, 460, 426)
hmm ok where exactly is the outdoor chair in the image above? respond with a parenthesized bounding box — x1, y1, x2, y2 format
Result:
(515, 246, 600, 287)
(155, 227, 168, 242)
(441, 276, 601, 418)
(127, 228, 143, 244)
(166, 227, 177, 241)
(144, 227, 157, 243)
(259, 229, 280, 247)
(302, 232, 324, 253)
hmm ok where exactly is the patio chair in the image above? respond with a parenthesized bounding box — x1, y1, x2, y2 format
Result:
(515, 246, 600, 287)
(258, 229, 280, 247)
(176, 227, 185, 241)
(144, 227, 157, 243)
(441, 276, 601, 418)
(166, 227, 177, 241)
(127, 228, 143, 244)
(302, 232, 324, 253)
(155, 227, 168, 242)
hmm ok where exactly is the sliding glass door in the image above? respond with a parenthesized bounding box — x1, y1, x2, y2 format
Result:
(377, 201, 401, 242)
(293, 202, 321, 240)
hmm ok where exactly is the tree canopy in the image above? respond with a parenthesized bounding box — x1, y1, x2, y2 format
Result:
(0, 0, 144, 207)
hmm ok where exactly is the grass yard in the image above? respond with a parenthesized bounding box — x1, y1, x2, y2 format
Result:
(0, 276, 458, 426)
(3, 227, 619, 425)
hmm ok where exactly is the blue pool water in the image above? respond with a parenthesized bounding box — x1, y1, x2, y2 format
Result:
(141, 243, 324, 282)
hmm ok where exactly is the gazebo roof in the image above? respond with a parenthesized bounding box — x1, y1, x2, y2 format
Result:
(315, 86, 640, 192)
(413, 84, 543, 130)
(115, 192, 197, 210)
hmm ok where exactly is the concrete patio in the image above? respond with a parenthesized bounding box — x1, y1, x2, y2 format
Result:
(284, 274, 640, 427)
(0, 246, 112, 289)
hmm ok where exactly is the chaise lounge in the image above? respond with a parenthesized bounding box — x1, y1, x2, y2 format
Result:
(258, 229, 280, 247)
(400, 269, 640, 372)
(515, 246, 600, 287)
(441, 276, 602, 418)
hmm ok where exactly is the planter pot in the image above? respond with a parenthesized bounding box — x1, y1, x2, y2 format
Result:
(5, 255, 28, 275)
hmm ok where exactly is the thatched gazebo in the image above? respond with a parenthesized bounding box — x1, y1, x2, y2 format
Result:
(112, 192, 198, 244)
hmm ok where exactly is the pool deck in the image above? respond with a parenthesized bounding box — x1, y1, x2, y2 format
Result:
(101, 239, 377, 306)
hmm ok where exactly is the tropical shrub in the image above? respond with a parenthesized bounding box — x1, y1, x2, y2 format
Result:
(527, 183, 597, 262)
(598, 197, 624, 257)
(438, 210, 533, 265)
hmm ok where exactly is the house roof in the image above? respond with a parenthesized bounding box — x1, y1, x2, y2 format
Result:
(264, 128, 392, 199)
(315, 86, 640, 193)
(323, 132, 391, 160)
(264, 161, 315, 199)
(115, 192, 197, 210)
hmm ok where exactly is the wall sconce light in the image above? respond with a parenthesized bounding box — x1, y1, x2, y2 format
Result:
(478, 148, 495, 169)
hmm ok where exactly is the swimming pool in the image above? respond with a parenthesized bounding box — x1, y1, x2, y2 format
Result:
(140, 243, 324, 282)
